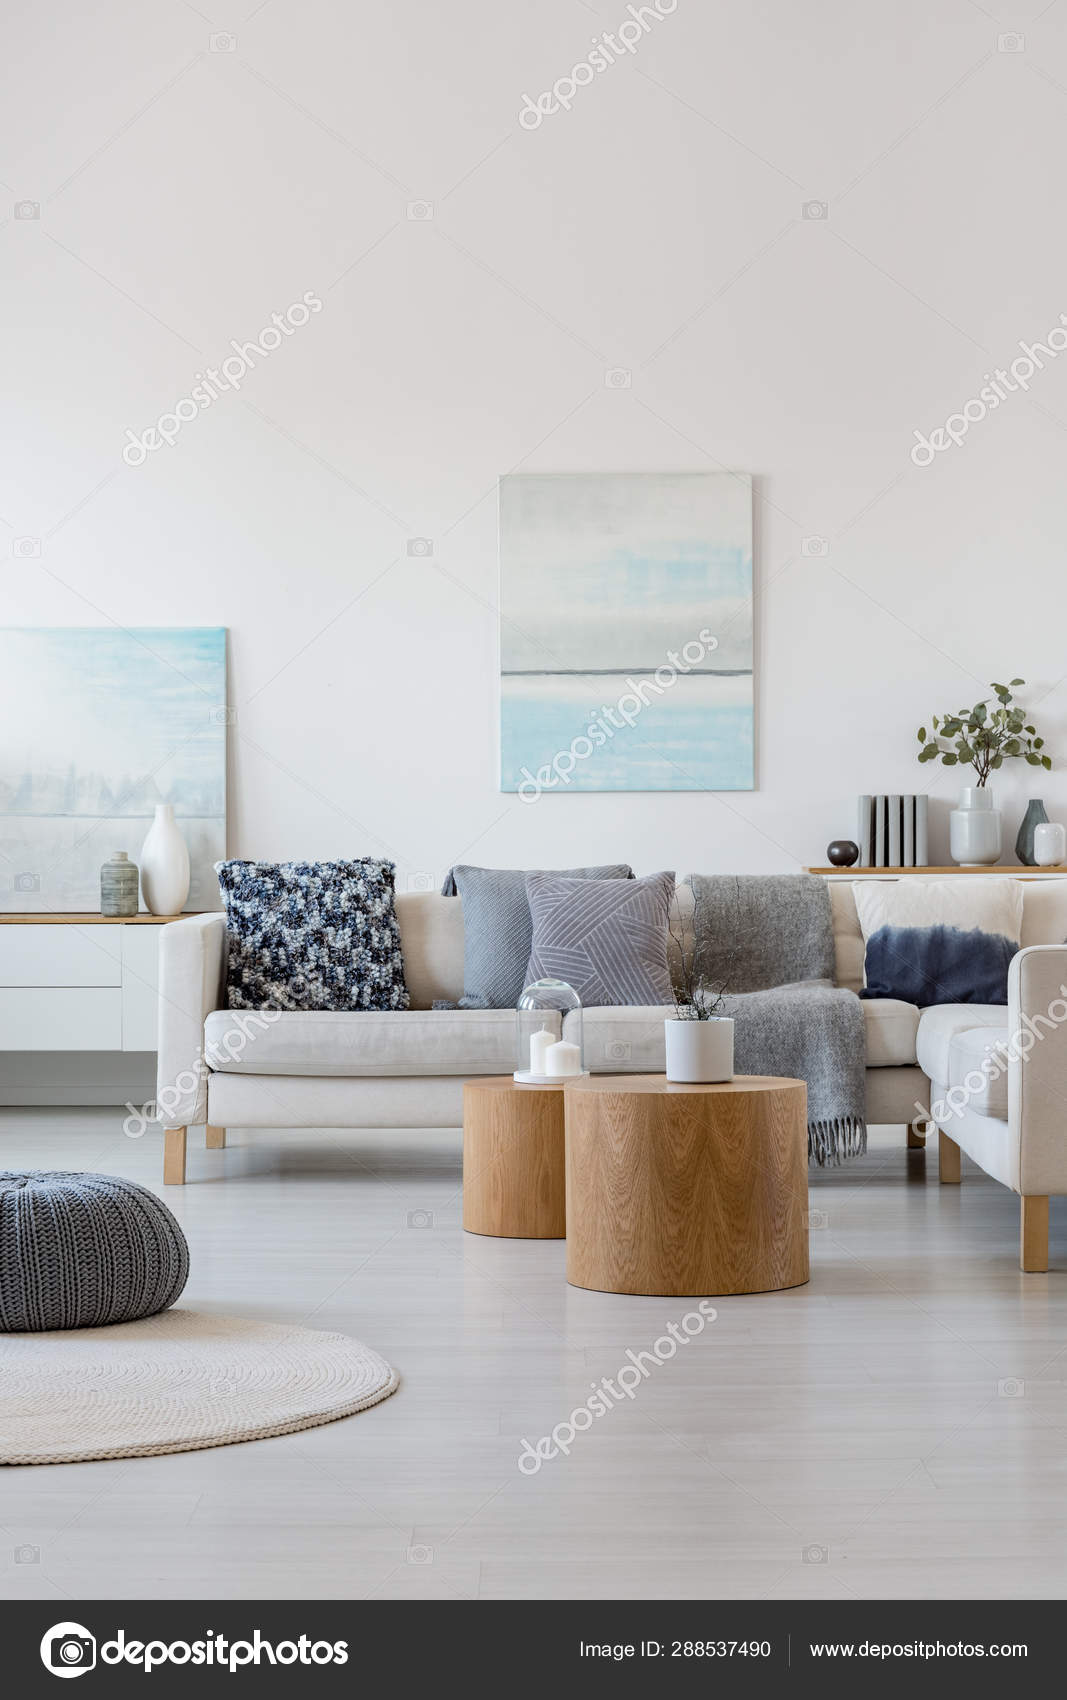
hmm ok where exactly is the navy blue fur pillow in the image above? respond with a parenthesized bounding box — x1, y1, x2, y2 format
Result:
(852, 879, 1023, 1006)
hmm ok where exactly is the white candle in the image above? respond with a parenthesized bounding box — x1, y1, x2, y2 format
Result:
(529, 1026, 555, 1073)
(545, 1039, 581, 1077)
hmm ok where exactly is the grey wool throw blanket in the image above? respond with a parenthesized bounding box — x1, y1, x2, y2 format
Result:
(684, 874, 867, 1166)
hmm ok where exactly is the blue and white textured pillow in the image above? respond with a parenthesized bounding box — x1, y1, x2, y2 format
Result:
(851, 878, 1023, 1006)
(216, 859, 410, 1012)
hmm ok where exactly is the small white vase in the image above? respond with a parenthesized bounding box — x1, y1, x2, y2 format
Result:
(664, 1016, 734, 1083)
(1034, 821, 1067, 867)
(140, 803, 190, 915)
(949, 785, 1002, 866)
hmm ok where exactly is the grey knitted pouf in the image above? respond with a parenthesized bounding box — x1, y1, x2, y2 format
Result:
(0, 1172, 189, 1333)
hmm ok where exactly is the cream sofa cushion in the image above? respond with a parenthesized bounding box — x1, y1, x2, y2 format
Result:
(394, 893, 465, 1009)
(915, 1003, 1008, 1083)
(946, 1025, 1010, 1120)
(863, 998, 919, 1066)
(202, 1007, 551, 1077)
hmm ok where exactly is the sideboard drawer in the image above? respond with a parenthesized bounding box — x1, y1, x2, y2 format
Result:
(0, 988, 123, 1050)
(0, 925, 123, 988)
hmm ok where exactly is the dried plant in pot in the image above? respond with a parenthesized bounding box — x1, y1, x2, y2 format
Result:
(665, 886, 734, 1083)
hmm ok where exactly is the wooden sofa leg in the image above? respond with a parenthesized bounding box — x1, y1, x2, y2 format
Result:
(907, 1118, 929, 1149)
(1020, 1196, 1049, 1273)
(938, 1128, 961, 1183)
(164, 1127, 187, 1186)
(206, 1124, 226, 1149)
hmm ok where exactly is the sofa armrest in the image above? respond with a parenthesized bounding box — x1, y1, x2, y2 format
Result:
(156, 913, 227, 1128)
(1008, 944, 1067, 1195)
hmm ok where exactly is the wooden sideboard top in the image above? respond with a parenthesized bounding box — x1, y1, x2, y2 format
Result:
(0, 913, 204, 924)
(806, 866, 1067, 876)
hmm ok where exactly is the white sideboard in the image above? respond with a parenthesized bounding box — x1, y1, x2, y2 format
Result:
(0, 916, 186, 1052)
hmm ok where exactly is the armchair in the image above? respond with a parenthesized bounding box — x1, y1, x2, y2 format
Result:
(933, 945, 1067, 1271)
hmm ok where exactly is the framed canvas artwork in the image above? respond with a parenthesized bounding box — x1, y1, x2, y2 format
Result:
(0, 626, 227, 912)
(499, 473, 753, 795)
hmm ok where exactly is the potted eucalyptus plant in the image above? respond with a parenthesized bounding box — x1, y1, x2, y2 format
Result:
(917, 679, 1051, 865)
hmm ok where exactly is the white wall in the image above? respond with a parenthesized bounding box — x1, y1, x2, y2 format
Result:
(5, 0, 1067, 888)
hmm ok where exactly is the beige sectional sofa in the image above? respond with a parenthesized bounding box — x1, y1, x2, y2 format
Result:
(157, 880, 1067, 1267)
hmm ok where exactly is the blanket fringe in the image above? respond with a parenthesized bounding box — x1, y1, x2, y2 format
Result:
(808, 1115, 867, 1167)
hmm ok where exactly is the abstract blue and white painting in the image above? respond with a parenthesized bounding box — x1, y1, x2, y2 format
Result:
(500, 473, 753, 794)
(0, 627, 227, 911)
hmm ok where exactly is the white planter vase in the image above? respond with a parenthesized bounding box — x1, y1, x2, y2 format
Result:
(1034, 821, 1067, 867)
(949, 785, 1002, 866)
(140, 804, 190, 915)
(664, 1016, 734, 1083)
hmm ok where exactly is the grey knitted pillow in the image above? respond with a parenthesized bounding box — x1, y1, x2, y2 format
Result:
(524, 870, 676, 1007)
(441, 863, 633, 1008)
(0, 1172, 189, 1333)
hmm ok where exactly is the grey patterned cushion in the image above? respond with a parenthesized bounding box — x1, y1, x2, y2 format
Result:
(216, 858, 409, 1012)
(0, 1171, 188, 1332)
(443, 863, 633, 1008)
(524, 870, 676, 1006)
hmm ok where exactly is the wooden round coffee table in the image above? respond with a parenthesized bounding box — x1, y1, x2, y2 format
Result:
(564, 1074, 809, 1295)
(463, 1077, 566, 1239)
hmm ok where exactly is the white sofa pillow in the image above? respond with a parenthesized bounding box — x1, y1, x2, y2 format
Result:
(851, 878, 1023, 1007)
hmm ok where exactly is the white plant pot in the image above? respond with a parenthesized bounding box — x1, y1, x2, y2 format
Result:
(1034, 821, 1067, 866)
(140, 803, 190, 915)
(949, 785, 1002, 866)
(664, 1016, 734, 1083)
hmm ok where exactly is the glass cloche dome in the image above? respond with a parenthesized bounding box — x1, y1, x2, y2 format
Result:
(514, 978, 586, 1084)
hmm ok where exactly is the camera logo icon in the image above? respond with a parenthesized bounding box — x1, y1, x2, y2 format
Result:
(997, 1377, 1025, 1398)
(406, 1544, 434, 1564)
(13, 537, 42, 558)
(407, 200, 434, 221)
(15, 200, 40, 220)
(407, 537, 434, 557)
(802, 1544, 829, 1564)
(802, 200, 828, 220)
(604, 367, 632, 389)
(807, 1208, 829, 1231)
(15, 1543, 40, 1564)
(997, 32, 1024, 52)
(40, 1622, 96, 1678)
(407, 1208, 435, 1229)
(209, 704, 237, 725)
(604, 1039, 631, 1062)
(801, 535, 829, 557)
(210, 31, 237, 51)
(14, 871, 41, 894)
(406, 871, 435, 892)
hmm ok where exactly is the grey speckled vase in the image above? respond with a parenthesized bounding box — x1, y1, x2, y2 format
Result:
(100, 850, 139, 916)
(1016, 799, 1049, 866)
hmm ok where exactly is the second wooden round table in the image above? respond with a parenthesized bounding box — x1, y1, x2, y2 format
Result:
(564, 1074, 809, 1296)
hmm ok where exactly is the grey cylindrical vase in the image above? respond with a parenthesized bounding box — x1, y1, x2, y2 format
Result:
(100, 851, 139, 916)
(1015, 798, 1048, 866)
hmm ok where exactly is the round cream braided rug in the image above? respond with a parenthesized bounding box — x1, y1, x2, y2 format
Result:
(0, 1309, 398, 1465)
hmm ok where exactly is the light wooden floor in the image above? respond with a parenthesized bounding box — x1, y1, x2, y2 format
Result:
(2, 1109, 1067, 1602)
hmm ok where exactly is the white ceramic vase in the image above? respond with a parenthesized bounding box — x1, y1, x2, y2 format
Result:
(1034, 821, 1067, 867)
(664, 1016, 734, 1083)
(140, 803, 190, 915)
(949, 785, 1002, 866)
